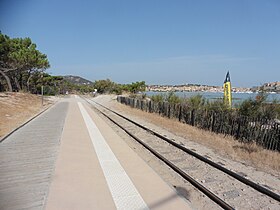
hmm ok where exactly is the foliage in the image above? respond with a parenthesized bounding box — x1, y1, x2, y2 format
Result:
(24, 72, 96, 95)
(30, 73, 64, 95)
(236, 91, 280, 119)
(150, 92, 206, 106)
(93, 79, 146, 95)
(126, 81, 146, 93)
(118, 95, 280, 151)
(150, 92, 181, 104)
(121, 81, 146, 94)
(187, 94, 205, 109)
(165, 92, 181, 104)
(93, 79, 120, 94)
(150, 94, 165, 103)
(56, 78, 96, 94)
(149, 91, 280, 121)
(204, 100, 229, 112)
(0, 32, 50, 92)
(238, 99, 261, 118)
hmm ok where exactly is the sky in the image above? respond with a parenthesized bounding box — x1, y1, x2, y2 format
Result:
(1, 0, 280, 87)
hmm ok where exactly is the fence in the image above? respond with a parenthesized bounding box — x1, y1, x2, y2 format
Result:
(117, 96, 280, 151)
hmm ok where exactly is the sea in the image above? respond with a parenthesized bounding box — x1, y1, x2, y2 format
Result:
(145, 91, 280, 105)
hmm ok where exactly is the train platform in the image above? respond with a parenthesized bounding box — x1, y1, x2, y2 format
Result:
(0, 95, 192, 210)
(46, 96, 192, 209)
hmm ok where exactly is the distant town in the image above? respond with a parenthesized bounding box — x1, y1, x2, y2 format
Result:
(146, 81, 280, 93)
(58, 75, 280, 94)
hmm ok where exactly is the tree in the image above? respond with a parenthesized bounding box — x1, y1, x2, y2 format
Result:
(0, 33, 50, 92)
(93, 79, 115, 94)
(128, 81, 146, 93)
(0, 33, 13, 91)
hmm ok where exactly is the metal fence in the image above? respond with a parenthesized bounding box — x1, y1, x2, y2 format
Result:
(117, 96, 280, 151)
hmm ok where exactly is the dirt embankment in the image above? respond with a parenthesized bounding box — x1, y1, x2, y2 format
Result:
(0, 92, 56, 139)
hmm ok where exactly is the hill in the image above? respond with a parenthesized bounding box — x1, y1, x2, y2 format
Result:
(251, 81, 280, 93)
(63, 75, 93, 86)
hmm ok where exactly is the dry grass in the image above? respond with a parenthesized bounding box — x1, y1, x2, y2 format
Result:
(113, 101, 280, 174)
(0, 92, 54, 138)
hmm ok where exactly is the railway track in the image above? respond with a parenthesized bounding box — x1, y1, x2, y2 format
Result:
(82, 96, 280, 209)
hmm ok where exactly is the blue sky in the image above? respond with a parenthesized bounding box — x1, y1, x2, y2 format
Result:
(1, 0, 280, 87)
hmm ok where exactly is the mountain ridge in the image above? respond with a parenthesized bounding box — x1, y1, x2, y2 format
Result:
(62, 75, 93, 85)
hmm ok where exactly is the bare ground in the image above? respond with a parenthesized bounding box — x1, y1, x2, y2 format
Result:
(0, 92, 57, 139)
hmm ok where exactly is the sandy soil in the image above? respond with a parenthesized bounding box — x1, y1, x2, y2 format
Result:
(0, 92, 57, 139)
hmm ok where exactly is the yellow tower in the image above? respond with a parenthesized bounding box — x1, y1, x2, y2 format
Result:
(223, 71, 232, 107)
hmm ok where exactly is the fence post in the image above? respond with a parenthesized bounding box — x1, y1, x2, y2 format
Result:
(211, 113, 215, 132)
(191, 109, 195, 126)
(167, 103, 171, 118)
(178, 105, 182, 122)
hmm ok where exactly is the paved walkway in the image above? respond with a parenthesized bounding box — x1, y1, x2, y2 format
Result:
(0, 102, 69, 210)
(1, 96, 192, 210)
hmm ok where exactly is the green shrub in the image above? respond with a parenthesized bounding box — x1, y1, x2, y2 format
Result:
(150, 94, 165, 103)
(238, 92, 280, 120)
(187, 94, 205, 109)
(165, 92, 181, 104)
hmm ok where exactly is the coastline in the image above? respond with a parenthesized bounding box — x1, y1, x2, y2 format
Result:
(144, 91, 280, 103)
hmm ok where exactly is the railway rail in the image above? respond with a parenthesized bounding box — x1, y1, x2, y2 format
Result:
(82, 96, 280, 209)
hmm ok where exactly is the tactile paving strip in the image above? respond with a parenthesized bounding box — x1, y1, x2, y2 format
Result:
(78, 102, 149, 210)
